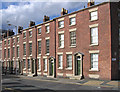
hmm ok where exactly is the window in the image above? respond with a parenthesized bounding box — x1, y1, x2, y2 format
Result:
(4, 49, 6, 58)
(46, 26, 50, 33)
(58, 21, 64, 28)
(29, 31, 32, 37)
(28, 59, 30, 69)
(90, 53, 98, 70)
(23, 44, 26, 55)
(46, 39, 49, 54)
(43, 59, 47, 71)
(90, 11, 98, 21)
(59, 34, 64, 48)
(8, 40, 10, 45)
(23, 33, 26, 38)
(13, 39, 15, 44)
(70, 17, 76, 25)
(17, 46, 19, 57)
(13, 47, 15, 57)
(66, 54, 72, 69)
(38, 28, 41, 35)
(23, 59, 26, 69)
(17, 37, 19, 43)
(4, 41, 6, 45)
(38, 59, 41, 71)
(29, 43, 32, 55)
(90, 27, 98, 45)
(119, 27, 120, 45)
(38, 41, 41, 55)
(70, 31, 76, 46)
(8, 48, 10, 58)
(58, 55, 63, 69)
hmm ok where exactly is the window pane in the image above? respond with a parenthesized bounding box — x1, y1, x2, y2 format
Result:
(91, 27, 98, 44)
(91, 54, 98, 70)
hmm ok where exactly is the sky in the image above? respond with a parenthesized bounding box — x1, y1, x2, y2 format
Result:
(0, 0, 109, 34)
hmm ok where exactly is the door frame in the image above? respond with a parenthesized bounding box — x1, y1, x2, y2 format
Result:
(48, 57, 55, 78)
(73, 52, 84, 79)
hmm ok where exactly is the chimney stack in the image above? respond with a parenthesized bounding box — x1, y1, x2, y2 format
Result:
(61, 8, 68, 16)
(7, 30, 10, 37)
(43, 15, 50, 22)
(29, 21, 35, 27)
(87, 0, 94, 7)
(18, 26, 23, 34)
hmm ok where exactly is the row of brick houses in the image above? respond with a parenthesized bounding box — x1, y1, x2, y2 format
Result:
(1, 1, 120, 80)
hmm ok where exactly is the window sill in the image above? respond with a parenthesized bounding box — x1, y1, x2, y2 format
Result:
(57, 67, 63, 70)
(23, 68, 26, 71)
(37, 70, 41, 72)
(58, 47, 64, 49)
(29, 36, 32, 38)
(89, 44, 99, 46)
(24, 55, 26, 57)
(38, 34, 41, 36)
(58, 27, 64, 29)
(69, 24, 76, 27)
(46, 32, 50, 34)
(30, 54, 32, 56)
(89, 69, 99, 72)
(38, 54, 41, 56)
(70, 45, 76, 48)
(46, 53, 50, 56)
(23, 38, 26, 39)
(44, 70, 47, 72)
(89, 19, 98, 22)
(65, 68, 72, 70)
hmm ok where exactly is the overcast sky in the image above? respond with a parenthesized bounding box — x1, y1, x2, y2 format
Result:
(0, 0, 109, 34)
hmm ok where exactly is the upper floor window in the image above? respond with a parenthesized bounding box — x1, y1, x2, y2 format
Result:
(38, 41, 41, 55)
(29, 43, 32, 55)
(17, 37, 19, 43)
(46, 26, 50, 33)
(58, 21, 64, 28)
(23, 32, 26, 38)
(90, 11, 98, 21)
(4, 41, 6, 45)
(90, 27, 98, 45)
(8, 40, 10, 45)
(38, 28, 41, 35)
(70, 31, 76, 46)
(29, 31, 32, 37)
(46, 39, 49, 54)
(70, 17, 76, 25)
(13, 47, 15, 57)
(59, 34, 64, 48)
(13, 39, 15, 44)
(23, 44, 26, 55)
(8, 48, 10, 58)
(4, 49, 6, 58)
(90, 53, 98, 70)
(17, 46, 19, 57)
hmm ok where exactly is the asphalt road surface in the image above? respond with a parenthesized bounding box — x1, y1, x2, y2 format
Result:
(2, 74, 119, 92)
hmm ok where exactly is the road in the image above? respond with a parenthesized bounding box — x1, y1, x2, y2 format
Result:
(2, 74, 119, 92)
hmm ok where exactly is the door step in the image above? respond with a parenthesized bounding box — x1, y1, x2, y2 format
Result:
(70, 76, 82, 80)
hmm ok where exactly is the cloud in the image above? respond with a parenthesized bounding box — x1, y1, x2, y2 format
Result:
(0, 0, 107, 32)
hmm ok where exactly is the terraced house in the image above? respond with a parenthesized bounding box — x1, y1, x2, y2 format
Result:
(1, 1, 120, 80)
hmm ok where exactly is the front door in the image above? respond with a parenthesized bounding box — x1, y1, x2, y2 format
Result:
(32, 60, 34, 74)
(49, 59, 54, 76)
(75, 56, 81, 76)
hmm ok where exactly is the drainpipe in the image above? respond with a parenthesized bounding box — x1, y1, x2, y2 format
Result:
(53, 19, 56, 78)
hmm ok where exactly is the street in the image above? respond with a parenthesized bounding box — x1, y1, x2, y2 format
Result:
(1, 74, 120, 92)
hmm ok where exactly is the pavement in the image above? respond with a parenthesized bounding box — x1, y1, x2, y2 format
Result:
(2, 74, 120, 91)
(17, 74, 120, 89)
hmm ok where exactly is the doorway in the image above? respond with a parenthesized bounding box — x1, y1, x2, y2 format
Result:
(49, 58, 54, 77)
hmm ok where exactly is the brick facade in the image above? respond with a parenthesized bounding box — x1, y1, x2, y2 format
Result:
(1, 2, 120, 80)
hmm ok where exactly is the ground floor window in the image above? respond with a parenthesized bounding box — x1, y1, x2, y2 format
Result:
(23, 59, 26, 69)
(58, 55, 63, 69)
(90, 53, 98, 70)
(66, 54, 72, 69)
(38, 59, 41, 71)
(28, 59, 30, 70)
(43, 59, 47, 72)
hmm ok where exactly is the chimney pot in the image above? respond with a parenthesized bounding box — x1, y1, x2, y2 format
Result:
(43, 15, 50, 22)
(87, 0, 94, 7)
(61, 8, 68, 16)
(29, 21, 35, 27)
(18, 26, 23, 34)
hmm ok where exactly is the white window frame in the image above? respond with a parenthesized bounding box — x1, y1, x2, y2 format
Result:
(59, 34, 64, 48)
(43, 59, 47, 72)
(90, 53, 99, 71)
(38, 27, 41, 35)
(90, 27, 98, 45)
(27, 59, 31, 70)
(46, 25, 50, 33)
(29, 31, 32, 37)
(58, 21, 64, 28)
(70, 17, 76, 26)
(58, 55, 63, 69)
(90, 11, 98, 21)
(70, 31, 76, 46)
(66, 54, 72, 69)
